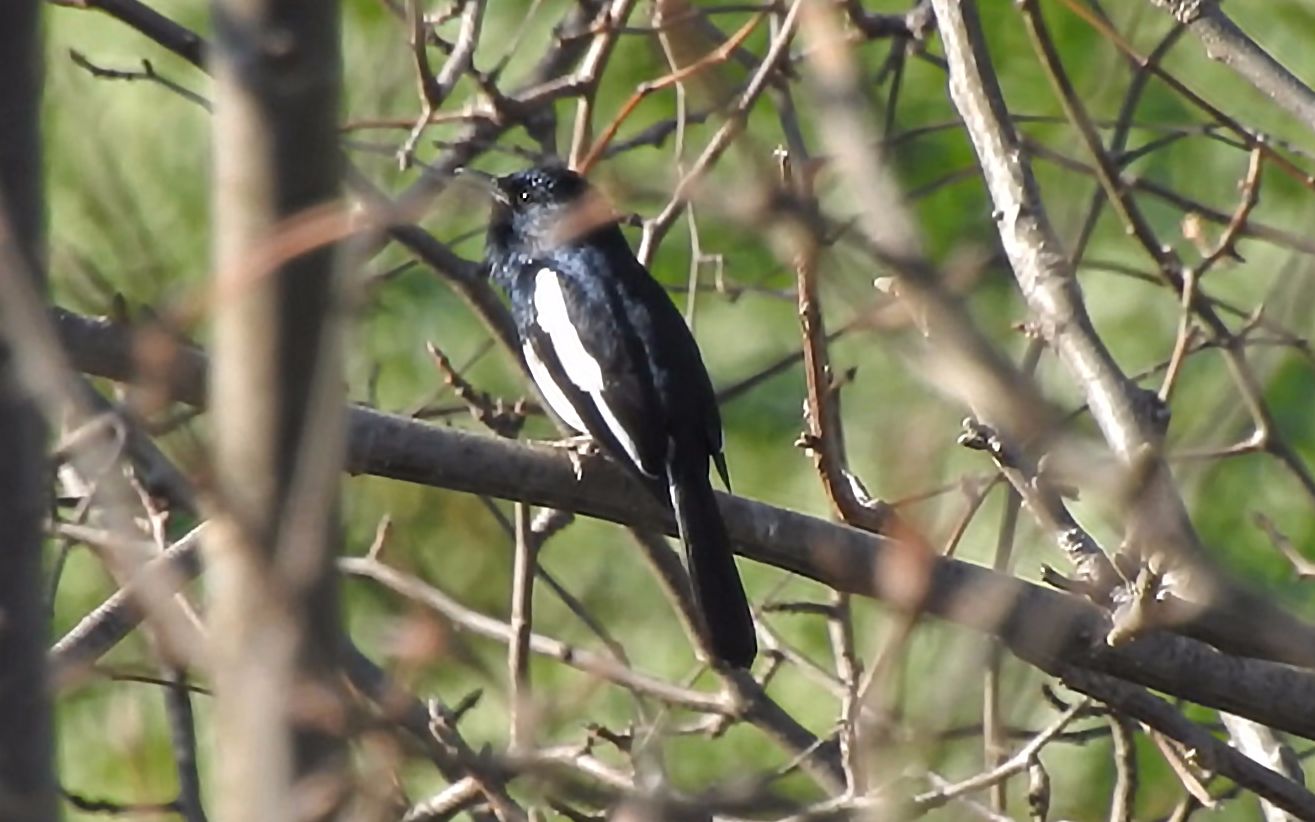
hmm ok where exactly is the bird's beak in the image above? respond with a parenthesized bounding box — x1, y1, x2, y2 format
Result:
(456, 167, 509, 205)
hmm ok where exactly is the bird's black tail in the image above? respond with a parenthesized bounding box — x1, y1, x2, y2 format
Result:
(667, 452, 757, 668)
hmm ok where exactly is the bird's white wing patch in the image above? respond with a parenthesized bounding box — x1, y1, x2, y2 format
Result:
(533, 269, 603, 390)
(523, 342, 588, 434)
(592, 396, 647, 472)
(532, 268, 649, 472)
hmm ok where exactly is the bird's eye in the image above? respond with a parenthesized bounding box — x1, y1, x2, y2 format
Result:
(517, 189, 532, 203)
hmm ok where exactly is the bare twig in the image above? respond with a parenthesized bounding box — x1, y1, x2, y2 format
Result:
(508, 503, 535, 751)
(68, 50, 211, 110)
(912, 698, 1089, 812)
(578, 10, 767, 173)
(638, 0, 804, 264)
(427, 341, 526, 438)
(342, 555, 730, 715)
(1144, 0, 1315, 136)
(1253, 512, 1315, 579)
(1061, 666, 1315, 819)
(1109, 713, 1138, 822)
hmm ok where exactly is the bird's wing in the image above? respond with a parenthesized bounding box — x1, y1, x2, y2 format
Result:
(609, 251, 730, 487)
(528, 263, 666, 479)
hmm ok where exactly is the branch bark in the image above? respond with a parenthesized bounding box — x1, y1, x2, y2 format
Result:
(1061, 666, 1315, 820)
(931, 0, 1315, 659)
(1146, 0, 1315, 136)
(51, 309, 1315, 743)
(54, 0, 208, 68)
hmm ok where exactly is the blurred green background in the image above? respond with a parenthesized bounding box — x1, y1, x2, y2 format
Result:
(43, 1, 1315, 818)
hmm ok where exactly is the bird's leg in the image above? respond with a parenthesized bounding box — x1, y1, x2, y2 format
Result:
(544, 434, 598, 480)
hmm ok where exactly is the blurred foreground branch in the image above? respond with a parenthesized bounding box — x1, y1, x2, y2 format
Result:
(0, 0, 58, 818)
(205, 0, 349, 817)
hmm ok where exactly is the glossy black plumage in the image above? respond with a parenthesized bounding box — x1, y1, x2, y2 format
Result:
(481, 165, 756, 668)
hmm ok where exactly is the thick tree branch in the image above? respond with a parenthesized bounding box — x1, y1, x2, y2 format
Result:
(51, 308, 1315, 743)
(1145, 0, 1315, 136)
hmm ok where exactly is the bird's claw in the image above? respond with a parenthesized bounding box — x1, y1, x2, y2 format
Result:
(546, 435, 597, 480)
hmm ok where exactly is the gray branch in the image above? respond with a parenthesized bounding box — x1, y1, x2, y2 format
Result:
(1148, 0, 1315, 135)
(51, 308, 1315, 744)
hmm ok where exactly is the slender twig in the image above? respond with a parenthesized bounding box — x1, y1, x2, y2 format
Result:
(342, 555, 730, 714)
(1253, 512, 1315, 579)
(164, 668, 206, 822)
(1061, 667, 1315, 818)
(578, 11, 767, 173)
(1109, 713, 1138, 822)
(912, 698, 1090, 811)
(508, 503, 535, 750)
(68, 50, 211, 110)
(639, 0, 805, 264)
(1052, 0, 1315, 192)
(52, 0, 207, 67)
(785, 148, 902, 537)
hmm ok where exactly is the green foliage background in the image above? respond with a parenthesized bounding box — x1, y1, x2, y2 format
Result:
(43, 1, 1315, 818)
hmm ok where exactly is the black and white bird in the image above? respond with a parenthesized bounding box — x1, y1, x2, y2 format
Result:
(476, 164, 757, 668)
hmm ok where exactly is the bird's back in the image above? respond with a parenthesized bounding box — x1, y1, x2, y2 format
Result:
(574, 230, 726, 462)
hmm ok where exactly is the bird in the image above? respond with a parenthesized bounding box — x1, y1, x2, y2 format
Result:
(474, 164, 757, 668)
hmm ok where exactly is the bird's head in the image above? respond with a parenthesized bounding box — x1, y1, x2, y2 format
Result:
(471, 165, 615, 256)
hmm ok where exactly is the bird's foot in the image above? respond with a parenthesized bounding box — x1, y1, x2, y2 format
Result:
(545, 434, 598, 480)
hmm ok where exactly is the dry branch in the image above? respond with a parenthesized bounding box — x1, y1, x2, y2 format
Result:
(933, 0, 1315, 660)
(51, 308, 1315, 743)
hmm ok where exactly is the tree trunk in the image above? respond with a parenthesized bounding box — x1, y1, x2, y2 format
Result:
(0, 0, 59, 818)
(206, 0, 347, 819)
